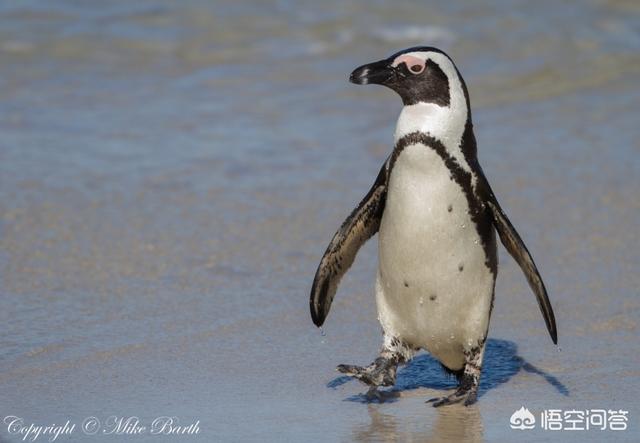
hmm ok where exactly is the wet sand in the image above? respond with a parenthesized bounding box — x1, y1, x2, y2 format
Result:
(1, 1, 639, 442)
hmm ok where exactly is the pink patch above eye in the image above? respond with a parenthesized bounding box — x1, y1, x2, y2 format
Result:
(392, 54, 425, 74)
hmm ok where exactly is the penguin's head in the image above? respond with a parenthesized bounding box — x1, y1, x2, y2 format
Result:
(349, 47, 467, 108)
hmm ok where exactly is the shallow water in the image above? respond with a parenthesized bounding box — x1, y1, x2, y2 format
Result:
(1, 0, 639, 442)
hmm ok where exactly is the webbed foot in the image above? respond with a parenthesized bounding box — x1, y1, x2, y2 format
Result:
(426, 386, 478, 407)
(337, 356, 397, 387)
(427, 340, 485, 407)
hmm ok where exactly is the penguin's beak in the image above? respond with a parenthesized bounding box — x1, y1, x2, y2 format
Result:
(349, 58, 396, 86)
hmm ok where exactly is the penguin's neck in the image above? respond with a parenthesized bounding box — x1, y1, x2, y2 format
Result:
(394, 102, 467, 147)
(394, 101, 471, 174)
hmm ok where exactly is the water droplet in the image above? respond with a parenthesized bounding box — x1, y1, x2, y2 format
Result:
(450, 333, 455, 340)
(319, 327, 326, 337)
(419, 296, 424, 306)
(474, 239, 479, 245)
(461, 224, 466, 229)
(557, 346, 562, 352)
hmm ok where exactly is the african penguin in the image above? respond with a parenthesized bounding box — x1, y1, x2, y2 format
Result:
(310, 47, 557, 407)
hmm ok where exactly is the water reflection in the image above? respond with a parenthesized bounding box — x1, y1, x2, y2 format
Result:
(352, 403, 484, 442)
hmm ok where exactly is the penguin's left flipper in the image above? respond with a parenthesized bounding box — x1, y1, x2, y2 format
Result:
(310, 157, 390, 327)
(481, 181, 558, 344)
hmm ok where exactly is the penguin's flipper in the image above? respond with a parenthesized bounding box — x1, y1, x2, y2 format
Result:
(485, 198, 558, 344)
(310, 158, 389, 327)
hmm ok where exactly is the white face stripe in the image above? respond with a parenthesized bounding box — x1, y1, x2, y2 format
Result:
(393, 51, 473, 179)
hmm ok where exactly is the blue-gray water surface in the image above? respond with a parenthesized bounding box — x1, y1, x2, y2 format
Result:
(1, 1, 639, 442)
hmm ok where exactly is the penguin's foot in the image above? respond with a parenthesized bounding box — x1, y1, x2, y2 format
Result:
(337, 356, 397, 387)
(427, 341, 485, 407)
(426, 385, 478, 407)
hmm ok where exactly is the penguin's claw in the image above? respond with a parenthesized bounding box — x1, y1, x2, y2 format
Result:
(336, 364, 380, 386)
(427, 389, 478, 407)
(336, 360, 396, 387)
(336, 364, 363, 376)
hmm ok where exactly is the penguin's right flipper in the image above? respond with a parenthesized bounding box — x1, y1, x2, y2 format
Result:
(310, 157, 389, 327)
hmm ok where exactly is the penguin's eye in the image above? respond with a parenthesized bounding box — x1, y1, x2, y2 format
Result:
(392, 55, 426, 75)
(409, 64, 424, 74)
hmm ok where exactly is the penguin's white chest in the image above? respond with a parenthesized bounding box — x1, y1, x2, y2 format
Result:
(377, 142, 494, 370)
